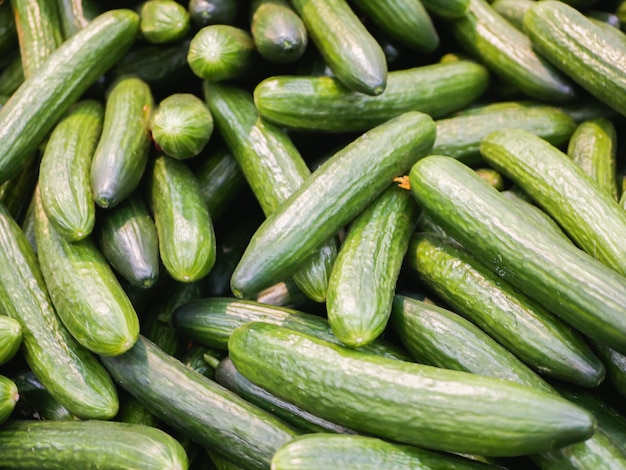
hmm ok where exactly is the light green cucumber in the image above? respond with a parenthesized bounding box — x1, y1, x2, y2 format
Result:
(0, 316, 21, 365)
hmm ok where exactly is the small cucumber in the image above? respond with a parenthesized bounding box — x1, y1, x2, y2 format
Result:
(38, 99, 103, 241)
(0, 316, 21, 365)
(230, 111, 435, 298)
(289, 0, 387, 95)
(188, 0, 238, 27)
(139, 0, 191, 44)
(229, 322, 595, 457)
(253, 60, 489, 132)
(149, 154, 216, 282)
(90, 75, 154, 209)
(0, 375, 18, 425)
(0, 420, 189, 469)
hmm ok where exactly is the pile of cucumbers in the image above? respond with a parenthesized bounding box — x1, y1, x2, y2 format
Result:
(1, 0, 626, 468)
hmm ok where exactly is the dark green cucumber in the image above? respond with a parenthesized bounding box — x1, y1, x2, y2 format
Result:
(0, 420, 189, 469)
(406, 232, 604, 387)
(90, 75, 154, 209)
(327, 185, 418, 348)
(38, 99, 103, 241)
(271, 434, 498, 469)
(203, 81, 337, 302)
(0, 54, 24, 96)
(408, 155, 626, 355)
(139, 0, 191, 44)
(420, 0, 469, 18)
(151, 92, 214, 160)
(0, 9, 139, 185)
(481, 128, 626, 277)
(0, 376, 18, 425)
(10, 370, 76, 421)
(229, 322, 595, 457)
(0, 316, 21, 365)
(432, 102, 577, 165)
(98, 193, 160, 289)
(101, 335, 298, 470)
(593, 344, 626, 398)
(188, 0, 238, 27)
(523, 1, 626, 117)
(34, 187, 140, 356)
(289, 0, 387, 95)
(149, 154, 216, 283)
(567, 117, 619, 201)
(172, 297, 410, 360)
(0, 202, 118, 419)
(449, 0, 577, 103)
(215, 357, 357, 435)
(187, 24, 255, 81)
(230, 111, 435, 298)
(250, 0, 308, 64)
(253, 60, 489, 132)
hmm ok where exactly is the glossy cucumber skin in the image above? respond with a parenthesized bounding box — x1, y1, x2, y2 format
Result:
(594, 344, 626, 398)
(100, 335, 298, 470)
(98, 193, 160, 289)
(90, 75, 154, 209)
(0, 9, 139, 185)
(0, 315, 22, 365)
(450, 0, 577, 103)
(524, 1, 626, 117)
(481, 128, 626, 277)
(203, 81, 337, 302)
(0, 376, 18, 425)
(420, 0, 469, 18)
(38, 100, 103, 241)
(34, 188, 140, 356)
(408, 155, 626, 355)
(491, 0, 532, 30)
(0, 203, 118, 419)
(253, 60, 489, 132)
(327, 185, 419, 348)
(139, 0, 190, 44)
(0, 420, 189, 469)
(230, 111, 436, 298)
(289, 0, 387, 95)
(149, 154, 216, 283)
(406, 232, 605, 387)
(229, 322, 595, 457)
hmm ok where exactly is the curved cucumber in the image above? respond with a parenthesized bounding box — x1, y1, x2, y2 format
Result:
(0, 315, 22, 365)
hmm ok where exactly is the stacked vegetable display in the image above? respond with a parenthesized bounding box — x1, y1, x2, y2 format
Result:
(0, 0, 626, 468)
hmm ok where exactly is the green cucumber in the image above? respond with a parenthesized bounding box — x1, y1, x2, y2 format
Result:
(593, 344, 626, 398)
(449, 0, 577, 103)
(567, 117, 619, 201)
(272, 434, 498, 469)
(90, 75, 154, 209)
(101, 335, 298, 470)
(406, 232, 604, 387)
(230, 111, 435, 298)
(229, 322, 595, 457)
(408, 155, 626, 355)
(0, 420, 189, 469)
(139, 0, 191, 44)
(151, 92, 214, 160)
(0, 9, 139, 185)
(0, 54, 24, 96)
(289, 0, 387, 95)
(420, 0, 469, 18)
(0, 376, 18, 425)
(55, 0, 91, 38)
(250, 0, 308, 64)
(188, 0, 238, 27)
(203, 81, 337, 302)
(149, 154, 216, 283)
(10, 370, 76, 421)
(34, 187, 140, 356)
(491, 0, 533, 30)
(172, 297, 410, 360)
(326, 185, 418, 348)
(0, 202, 118, 419)
(0, 316, 22, 365)
(523, 1, 626, 116)
(253, 60, 489, 132)
(97, 193, 160, 289)
(481, 128, 626, 277)
(38, 99, 103, 241)
(0, 157, 38, 227)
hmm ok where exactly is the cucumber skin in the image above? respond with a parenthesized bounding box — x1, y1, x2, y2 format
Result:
(230, 111, 436, 298)
(90, 76, 154, 209)
(34, 188, 140, 357)
(0, 419, 189, 469)
(289, 0, 387, 96)
(0, 9, 139, 185)
(0, 316, 22, 365)
(408, 155, 626, 355)
(229, 322, 595, 457)
(253, 60, 489, 132)
(327, 185, 419, 348)
(39, 100, 103, 241)
(0, 376, 18, 426)
(420, 0, 469, 18)
(0, 203, 118, 419)
(100, 335, 298, 470)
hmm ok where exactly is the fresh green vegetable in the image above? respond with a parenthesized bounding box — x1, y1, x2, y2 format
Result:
(10, 370, 76, 421)
(491, 0, 533, 30)
(0, 376, 18, 425)
(0, 316, 22, 365)
(139, 0, 190, 44)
